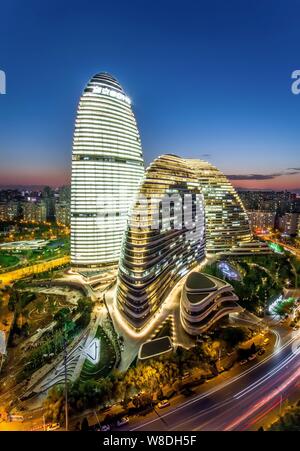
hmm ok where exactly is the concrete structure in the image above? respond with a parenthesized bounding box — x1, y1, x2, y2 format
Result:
(0, 239, 49, 251)
(180, 272, 242, 335)
(71, 72, 144, 268)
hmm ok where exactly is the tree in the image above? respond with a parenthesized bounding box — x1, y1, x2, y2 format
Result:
(44, 385, 65, 424)
(221, 327, 247, 348)
(81, 417, 89, 431)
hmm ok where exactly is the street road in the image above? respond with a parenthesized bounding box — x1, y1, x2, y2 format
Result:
(123, 329, 300, 431)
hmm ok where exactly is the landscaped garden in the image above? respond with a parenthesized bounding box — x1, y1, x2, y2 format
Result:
(0, 253, 20, 269)
(204, 253, 300, 316)
(80, 326, 116, 381)
(0, 285, 93, 389)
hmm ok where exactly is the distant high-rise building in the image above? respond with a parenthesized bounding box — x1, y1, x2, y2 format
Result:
(58, 186, 71, 204)
(71, 73, 144, 268)
(117, 155, 206, 331)
(247, 210, 276, 233)
(189, 160, 252, 253)
(0, 201, 19, 221)
(238, 190, 299, 214)
(42, 186, 55, 221)
(279, 212, 299, 236)
(55, 202, 70, 226)
(22, 201, 47, 223)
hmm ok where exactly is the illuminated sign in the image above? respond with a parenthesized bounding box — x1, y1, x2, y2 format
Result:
(91, 85, 131, 104)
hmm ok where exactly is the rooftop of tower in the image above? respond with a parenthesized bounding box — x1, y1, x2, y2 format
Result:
(87, 72, 125, 94)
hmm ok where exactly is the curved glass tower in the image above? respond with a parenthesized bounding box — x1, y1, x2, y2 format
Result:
(71, 73, 144, 268)
(189, 160, 252, 253)
(117, 155, 206, 331)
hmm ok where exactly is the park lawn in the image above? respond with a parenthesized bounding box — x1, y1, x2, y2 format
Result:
(80, 326, 116, 381)
(0, 253, 20, 269)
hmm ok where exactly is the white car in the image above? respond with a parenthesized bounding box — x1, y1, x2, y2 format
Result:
(116, 416, 129, 427)
(46, 423, 60, 431)
(100, 424, 111, 432)
(157, 400, 170, 409)
(248, 354, 257, 361)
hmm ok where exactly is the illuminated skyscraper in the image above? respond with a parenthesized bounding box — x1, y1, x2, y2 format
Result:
(117, 155, 206, 331)
(189, 160, 252, 253)
(71, 73, 144, 268)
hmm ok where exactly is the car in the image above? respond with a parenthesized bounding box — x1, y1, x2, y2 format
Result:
(258, 348, 265, 356)
(8, 414, 24, 423)
(46, 423, 60, 431)
(182, 372, 190, 380)
(99, 424, 111, 432)
(248, 354, 257, 361)
(263, 338, 270, 345)
(293, 326, 298, 331)
(239, 359, 248, 366)
(157, 400, 170, 409)
(116, 416, 129, 427)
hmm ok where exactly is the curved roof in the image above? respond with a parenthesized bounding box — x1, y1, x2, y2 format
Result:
(186, 272, 217, 292)
(85, 72, 125, 94)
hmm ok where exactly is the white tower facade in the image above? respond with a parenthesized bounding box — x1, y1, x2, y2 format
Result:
(71, 73, 144, 268)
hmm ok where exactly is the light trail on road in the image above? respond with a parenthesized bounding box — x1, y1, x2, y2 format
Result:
(129, 329, 300, 431)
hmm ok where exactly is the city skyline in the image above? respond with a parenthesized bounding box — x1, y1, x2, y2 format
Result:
(0, 0, 300, 192)
(1, 1, 300, 436)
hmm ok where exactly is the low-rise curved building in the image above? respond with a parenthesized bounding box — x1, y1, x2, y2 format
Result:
(117, 155, 206, 331)
(180, 271, 242, 335)
(189, 160, 252, 253)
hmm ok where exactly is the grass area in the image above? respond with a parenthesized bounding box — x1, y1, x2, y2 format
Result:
(0, 253, 20, 268)
(0, 238, 69, 274)
(80, 326, 116, 381)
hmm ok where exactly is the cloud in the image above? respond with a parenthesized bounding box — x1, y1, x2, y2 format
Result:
(227, 173, 281, 180)
(227, 169, 300, 181)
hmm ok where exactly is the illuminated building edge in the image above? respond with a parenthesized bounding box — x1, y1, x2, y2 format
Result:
(189, 160, 252, 253)
(71, 72, 144, 268)
(117, 155, 206, 332)
(180, 272, 243, 335)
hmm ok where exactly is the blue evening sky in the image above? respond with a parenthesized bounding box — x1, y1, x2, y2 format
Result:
(0, 0, 299, 190)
